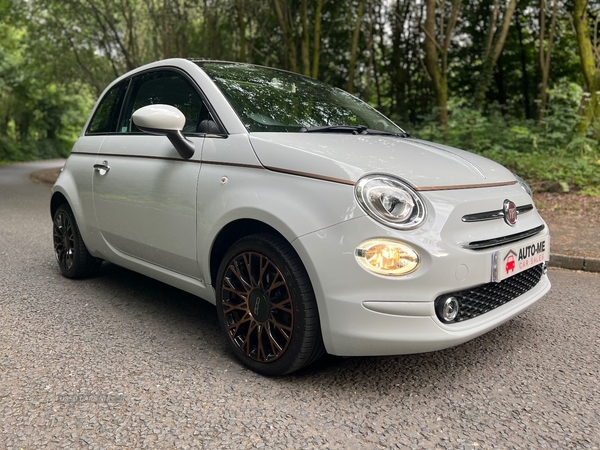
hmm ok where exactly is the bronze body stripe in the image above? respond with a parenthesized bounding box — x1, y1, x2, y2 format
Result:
(203, 160, 264, 170)
(72, 151, 198, 163)
(415, 180, 518, 191)
(71, 151, 518, 191)
(71, 152, 263, 169)
(263, 166, 356, 186)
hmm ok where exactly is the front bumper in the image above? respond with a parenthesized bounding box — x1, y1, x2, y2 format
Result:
(293, 194, 551, 356)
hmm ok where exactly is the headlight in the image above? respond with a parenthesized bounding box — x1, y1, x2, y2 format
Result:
(355, 239, 420, 276)
(513, 173, 533, 197)
(355, 175, 426, 229)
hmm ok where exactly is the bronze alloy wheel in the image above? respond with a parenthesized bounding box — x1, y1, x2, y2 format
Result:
(52, 204, 101, 279)
(221, 251, 294, 363)
(53, 209, 76, 272)
(216, 234, 325, 375)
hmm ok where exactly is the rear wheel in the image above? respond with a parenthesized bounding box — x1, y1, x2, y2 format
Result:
(52, 204, 101, 278)
(215, 234, 324, 375)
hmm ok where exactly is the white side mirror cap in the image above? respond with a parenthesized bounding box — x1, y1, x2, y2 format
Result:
(132, 104, 185, 132)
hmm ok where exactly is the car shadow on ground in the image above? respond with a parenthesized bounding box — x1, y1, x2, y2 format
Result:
(77, 261, 543, 388)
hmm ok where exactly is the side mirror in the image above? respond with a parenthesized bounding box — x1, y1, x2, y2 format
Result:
(132, 104, 195, 159)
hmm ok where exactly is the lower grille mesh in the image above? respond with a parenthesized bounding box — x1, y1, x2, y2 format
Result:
(435, 263, 545, 323)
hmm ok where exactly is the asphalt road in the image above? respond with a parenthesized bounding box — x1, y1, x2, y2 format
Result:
(1, 160, 599, 449)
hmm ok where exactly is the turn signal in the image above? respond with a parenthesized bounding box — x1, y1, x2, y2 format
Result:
(355, 239, 420, 276)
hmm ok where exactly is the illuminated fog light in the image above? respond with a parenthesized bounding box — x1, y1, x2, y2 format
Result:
(355, 239, 420, 276)
(441, 297, 459, 322)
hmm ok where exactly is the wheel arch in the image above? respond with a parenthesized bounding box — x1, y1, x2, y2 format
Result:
(50, 191, 69, 218)
(209, 218, 288, 287)
(50, 171, 100, 258)
(207, 216, 330, 354)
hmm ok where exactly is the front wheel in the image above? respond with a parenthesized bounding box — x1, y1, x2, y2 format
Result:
(215, 234, 324, 375)
(52, 204, 101, 278)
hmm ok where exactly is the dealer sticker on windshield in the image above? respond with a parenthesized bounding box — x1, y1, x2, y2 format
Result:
(494, 235, 550, 282)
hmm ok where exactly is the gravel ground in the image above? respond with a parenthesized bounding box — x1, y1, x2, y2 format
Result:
(1, 161, 599, 449)
(534, 192, 600, 259)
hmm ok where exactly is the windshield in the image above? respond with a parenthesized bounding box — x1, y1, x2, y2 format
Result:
(196, 61, 405, 134)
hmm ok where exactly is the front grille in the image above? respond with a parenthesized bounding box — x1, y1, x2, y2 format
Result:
(461, 204, 534, 223)
(435, 263, 545, 323)
(463, 224, 545, 250)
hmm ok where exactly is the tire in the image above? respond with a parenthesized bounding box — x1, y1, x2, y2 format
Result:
(215, 233, 325, 375)
(52, 204, 102, 279)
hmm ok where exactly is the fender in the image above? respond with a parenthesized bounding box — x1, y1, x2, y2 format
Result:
(51, 142, 103, 257)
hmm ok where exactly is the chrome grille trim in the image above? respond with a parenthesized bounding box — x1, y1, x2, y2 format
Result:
(462, 204, 534, 223)
(462, 224, 545, 250)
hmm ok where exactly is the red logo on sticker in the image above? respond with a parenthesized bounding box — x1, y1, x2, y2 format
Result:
(505, 255, 515, 274)
(503, 249, 518, 275)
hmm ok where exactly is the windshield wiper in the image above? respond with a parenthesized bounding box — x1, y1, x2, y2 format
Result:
(299, 125, 369, 134)
(365, 129, 412, 138)
(299, 125, 411, 138)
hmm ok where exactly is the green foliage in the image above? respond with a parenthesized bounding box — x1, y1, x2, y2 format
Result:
(0, 8, 94, 164)
(414, 82, 600, 195)
(0, 0, 598, 197)
(0, 136, 70, 163)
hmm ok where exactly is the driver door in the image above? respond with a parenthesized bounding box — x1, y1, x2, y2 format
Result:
(92, 69, 204, 278)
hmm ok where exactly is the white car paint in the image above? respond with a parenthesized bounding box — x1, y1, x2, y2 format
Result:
(52, 58, 550, 367)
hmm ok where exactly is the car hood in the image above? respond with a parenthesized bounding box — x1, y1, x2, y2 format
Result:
(248, 133, 515, 189)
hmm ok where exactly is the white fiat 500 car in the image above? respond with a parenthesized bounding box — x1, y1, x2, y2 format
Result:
(51, 59, 551, 375)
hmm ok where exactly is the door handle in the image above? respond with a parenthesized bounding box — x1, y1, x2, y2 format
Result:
(94, 160, 110, 175)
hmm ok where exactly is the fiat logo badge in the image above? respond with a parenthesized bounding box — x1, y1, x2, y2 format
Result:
(503, 199, 517, 226)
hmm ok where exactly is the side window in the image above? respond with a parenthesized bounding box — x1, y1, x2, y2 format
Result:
(119, 70, 205, 134)
(87, 81, 127, 134)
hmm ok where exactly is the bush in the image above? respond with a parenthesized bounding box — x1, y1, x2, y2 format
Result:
(413, 86, 600, 196)
(0, 136, 71, 164)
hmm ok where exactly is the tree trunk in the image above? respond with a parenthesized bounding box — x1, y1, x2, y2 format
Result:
(422, 0, 461, 126)
(301, 0, 311, 76)
(273, 0, 298, 72)
(473, 0, 517, 110)
(494, 54, 507, 107)
(516, 8, 532, 119)
(311, 0, 324, 79)
(423, 0, 445, 124)
(391, 0, 410, 121)
(538, 0, 558, 121)
(348, 0, 365, 94)
(573, 0, 600, 136)
(236, 0, 247, 62)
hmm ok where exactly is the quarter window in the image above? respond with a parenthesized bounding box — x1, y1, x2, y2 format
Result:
(87, 81, 127, 134)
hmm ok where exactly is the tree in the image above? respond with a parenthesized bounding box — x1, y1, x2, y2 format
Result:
(422, 0, 462, 125)
(0, 5, 94, 162)
(1, 0, 598, 175)
(573, 0, 600, 135)
(347, 0, 366, 93)
(272, 0, 299, 72)
(473, 0, 518, 109)
(271, 0, 328, 77)
(388, 0, 422, 123)
(311, 0, 324, 78)
(538, 0, 559, 121)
